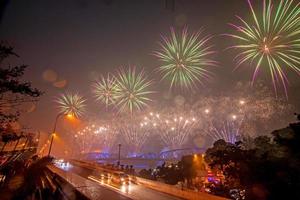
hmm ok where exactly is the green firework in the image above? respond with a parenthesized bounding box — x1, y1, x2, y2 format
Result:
(92, 74, 117, 108)
(227, 0, 300, 96)
(154, 27, 216, 90)
(114, 67, 153, 113)
(55, 92, 86, 118)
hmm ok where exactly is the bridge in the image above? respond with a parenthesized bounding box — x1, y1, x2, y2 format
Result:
(81, 147, 205, 169)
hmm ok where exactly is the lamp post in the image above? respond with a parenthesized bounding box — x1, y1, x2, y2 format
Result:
(117, 143, 121, 166)
(48, 113, 63, 156)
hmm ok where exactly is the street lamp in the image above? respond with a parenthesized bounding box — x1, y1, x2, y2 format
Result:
(48, 113, 74, 156)
(48, 113, 63, 156)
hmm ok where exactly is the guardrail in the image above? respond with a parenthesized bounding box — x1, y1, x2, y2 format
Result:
(45, 166, 90, 200)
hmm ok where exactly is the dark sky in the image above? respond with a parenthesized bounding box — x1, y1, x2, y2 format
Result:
(0, 0, 299, 136)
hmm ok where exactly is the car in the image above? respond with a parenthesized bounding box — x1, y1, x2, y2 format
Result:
(120, 173, 130, 185)
(111, 172, 130, 186)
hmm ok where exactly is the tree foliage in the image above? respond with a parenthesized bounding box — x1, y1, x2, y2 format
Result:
(0, 43, 42, 140)
(139, 155, 200, 187)
(205, 114, 300, 200)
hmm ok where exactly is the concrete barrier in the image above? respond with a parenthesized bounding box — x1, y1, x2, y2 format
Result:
(136, 177, 229, 200)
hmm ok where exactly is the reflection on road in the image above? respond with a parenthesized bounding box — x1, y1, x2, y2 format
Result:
(70, 161, 183, 200)
(88, 175, 132, 194)
(48, 164, 131, 200)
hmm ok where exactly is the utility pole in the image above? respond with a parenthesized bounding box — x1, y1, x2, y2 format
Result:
(117, 143, 121, 166)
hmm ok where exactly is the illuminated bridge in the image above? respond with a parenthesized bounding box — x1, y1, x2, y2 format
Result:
(82, 147, 205, 169)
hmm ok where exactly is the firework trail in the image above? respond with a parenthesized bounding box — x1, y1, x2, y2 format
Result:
(75, 125, 95, 154)
(192, 82, 293, 141)
(142, 111, 197, 150)
(205, 119, 243, 144)
(75, 120, 117, 154)
(119, 116, 152, 155)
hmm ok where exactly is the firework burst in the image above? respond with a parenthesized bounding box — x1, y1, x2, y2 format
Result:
(192, 82, 293, 141)
(154, 27, 216, 89)
(75, 125, 95, 153)
(98, 122, 118, 152)
(227, 0, 300, 96)
(91, 74, 117, 108)
(119, 117, 152, 155)
(55, 92, 86, 118)
(114, 67, 153, 113)
(75, 120, 118, 153)
(192, 98, 245, 144)
(205, 119, 243, 144)
(142, 111, 197, 150)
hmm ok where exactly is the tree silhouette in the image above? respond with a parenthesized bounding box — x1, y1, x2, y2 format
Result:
(205, 115, 300, 200)
(0, 43, 42, 141)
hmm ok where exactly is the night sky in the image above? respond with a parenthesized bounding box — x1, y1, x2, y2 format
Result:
(0, 0, 299, 146)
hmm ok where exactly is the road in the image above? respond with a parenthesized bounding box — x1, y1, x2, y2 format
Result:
(51, 162, 183, 200)
(49, 165, 131, 200)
